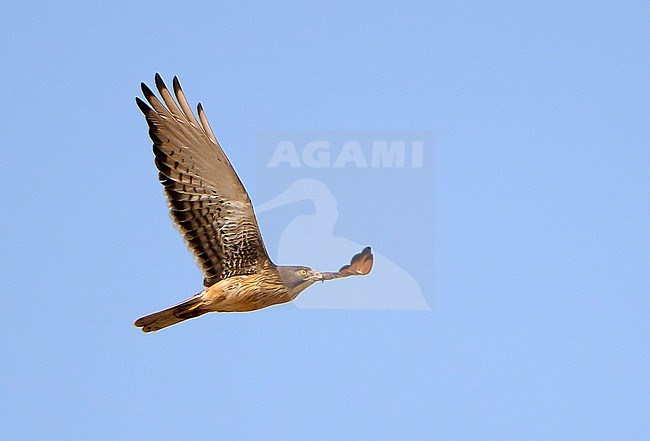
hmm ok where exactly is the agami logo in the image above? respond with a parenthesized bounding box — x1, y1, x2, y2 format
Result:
(267, 140, 424, 168)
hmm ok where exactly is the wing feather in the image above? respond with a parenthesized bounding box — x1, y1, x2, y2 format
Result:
(173, 76, 202, 129)
(137, 75, 272, 286)
(154, 73, 185, 120)
(197, 102, 218, 144)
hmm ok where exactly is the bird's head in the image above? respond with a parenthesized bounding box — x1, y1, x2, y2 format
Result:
(277, 266, 324, 298)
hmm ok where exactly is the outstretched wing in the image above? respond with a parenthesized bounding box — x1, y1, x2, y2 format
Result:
(136, 74, 271, 286)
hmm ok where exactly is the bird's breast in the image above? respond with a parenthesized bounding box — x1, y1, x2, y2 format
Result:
(202, 272, 292, 312)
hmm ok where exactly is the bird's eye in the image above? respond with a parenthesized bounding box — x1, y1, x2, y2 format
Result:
(299, 269, 308, 276)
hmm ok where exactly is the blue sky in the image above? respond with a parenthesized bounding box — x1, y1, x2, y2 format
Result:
(1, 1, 649, 439)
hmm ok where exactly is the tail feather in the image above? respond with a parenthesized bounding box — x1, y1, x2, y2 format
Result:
(134, 292, 206, 333)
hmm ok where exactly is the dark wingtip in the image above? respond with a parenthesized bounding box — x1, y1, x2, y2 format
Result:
(154, 72, 166, 91)
(141, 82, 156, 99)
(197, 102, 204, 112)
(363, 246, 371, 253)
(172, 76, 182, 94)
(135, 97, 151, 113)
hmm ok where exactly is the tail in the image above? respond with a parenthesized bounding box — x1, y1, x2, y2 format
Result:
(134, 292, 207, 333)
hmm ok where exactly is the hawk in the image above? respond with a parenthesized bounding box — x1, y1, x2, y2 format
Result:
(134, 74, 373, 332)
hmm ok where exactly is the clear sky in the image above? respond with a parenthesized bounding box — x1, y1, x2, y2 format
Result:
(1, 1, 649, 439)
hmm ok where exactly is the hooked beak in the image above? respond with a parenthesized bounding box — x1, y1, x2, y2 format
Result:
(311, 271, 324, 283)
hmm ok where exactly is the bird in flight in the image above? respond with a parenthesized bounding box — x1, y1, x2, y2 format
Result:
(134, 74, 373, 332)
